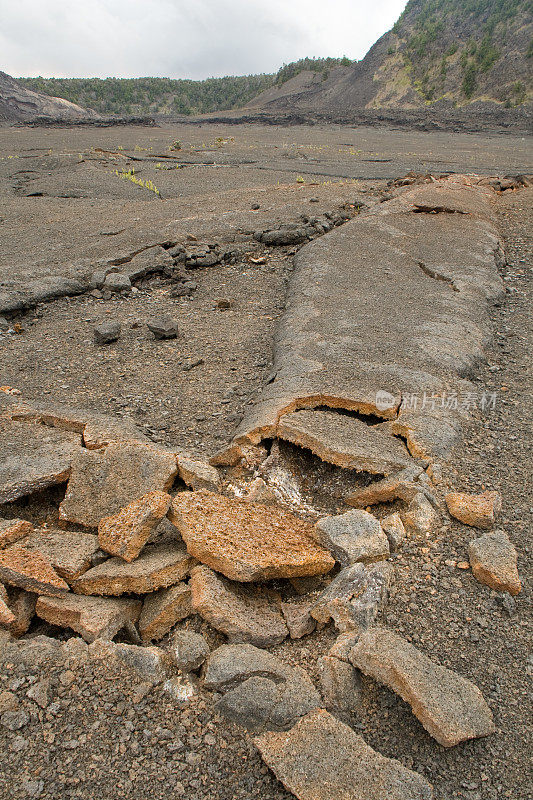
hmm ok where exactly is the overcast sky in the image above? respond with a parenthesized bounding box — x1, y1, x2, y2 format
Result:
(1, 0, 408, 80)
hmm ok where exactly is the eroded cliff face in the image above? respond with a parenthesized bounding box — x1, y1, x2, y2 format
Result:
(0, 71, 92, 122)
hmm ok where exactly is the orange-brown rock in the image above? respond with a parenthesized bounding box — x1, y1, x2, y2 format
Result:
(98, 491, 171, 562)
(6, 589, 36, 637)
(0, 519, 33, 549)
(0, 584, 15, 627)
(21, 529, 100, 582)
(36, 593, 142, 642)
(138, 582, 192, 642)
(0, 547, 69, 596)
(445, 490, 501, 529)
(468, 530, 521, 595)
(176, 453, 220, 492)
(169, 490, 334, 582)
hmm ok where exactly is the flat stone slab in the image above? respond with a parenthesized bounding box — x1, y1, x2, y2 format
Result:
(0, 419, 82, 504)
(59, 441, 178, 527)
(176, 453, 221, 492)
(190, 565, 288, 648)
(446, 490, 501, 529)
(255, 709, 434, 800)
(468, 530, 521, 595)
(169, 490, 334, 582)
(345, 466, 424, 507)
(72, 542, 195, 596)
(315, 509, 390, 566)
(98, 490, 171, 562)
(204, 643, 291, 690)
(0, 519, 33, 549)
(0, 548, 69, 596)
(312, 562, 392, 633)
(36, 594, 142, 643)
(138, 582, 192, 642)
(21, 529, 99, 582)
(277, 410, 412, 475)
(350, 627, 495, 747)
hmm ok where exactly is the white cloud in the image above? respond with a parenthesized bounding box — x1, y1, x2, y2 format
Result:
(0, 0, 408, 79)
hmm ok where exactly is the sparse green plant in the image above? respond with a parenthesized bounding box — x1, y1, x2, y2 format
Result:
(296, 175, 305, 183)
(171, 140, 182, 150)
(114, 167, 160, 196)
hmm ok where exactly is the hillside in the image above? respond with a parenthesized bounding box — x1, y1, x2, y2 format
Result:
(0, 71, 91, 122)
(251, 0, 533, 111)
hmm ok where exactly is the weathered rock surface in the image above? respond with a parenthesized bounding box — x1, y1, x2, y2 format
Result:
(468, 530, 521, 595)
(88, 639, 167, 685)
(72, 542, 194, 596)
(314, 509, 390, 566)
(0, 519, 33, 549)
(59, 442, 177, 527)
(98, 490, 171, 562)
(176, 454, 220, 492)
(318, 655, 361, 713)
(171, 630, 209, 672)
(36, 594, 142, 642)
(0, 585, 15, 627)
(0, 548, 69, 596)
(345, 466, 425, 507)
(446, 490, 502, 529)
(169, 490, 334, 582)
(0, 419, 82, 504)
(381, 512, 406, 551)
(311, 561, 392, 632)
(22, 529, 100, 582)
(351, 627, 495, 747)
(94, 321, 121, 344)
(138, 582, 192, 642)
(281, 598, 316, 639)
(103, 273, 131, 294)
(190, 565, 288, 647)
(402, 493, 440, 535)
(278, 410, 412, 475)
(204, 643, 289, 690)
(147, 316, 179, 339)
(5, 589, 36, 637)
(255, 709, 434, 800)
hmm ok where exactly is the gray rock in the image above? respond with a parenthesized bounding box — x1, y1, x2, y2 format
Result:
(171, 630, 209, 672)
(0, 317, 9, 332)
(204, 643, 289, 690)
(103, 273, 131, 293)
(94, 321, 121, 344)
(255, 228, 309, 246)
(147, 316, 179, 340)
(468, 530, 521, 595)
(315, 509, 390, 566)
(216, 676, 279, 730)
(281, 599, 316, 639)
(1, 709, 30, 730)
(318, 655, 361, 712)
(381, 512, 406, 551)
(311, 562, 392, 632)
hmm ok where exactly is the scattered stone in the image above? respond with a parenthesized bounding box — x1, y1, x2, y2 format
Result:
(0, 519, 33, 549)
(328, 631, 358, 661)
(88, 639, 167, 685)
(103, 273, 131, 293)
(98, 490, 171, 562)
(402, 493, 440, 535)
(7, 590, 36, 637)
(176, 454, 220, 492)
(204, 643, 289, 690)
(311, 561, 392, 632)
(0, 419, 82, 504)
(314, 509, 390, 566)
(73, 542, 194, 596)
(22, 529, 100, 581)
(255, 709, 434, 800)
(0, 316, 9, 332)
(281, 599, 316, 639)
(124, 246, 174, 281)
(138, 582, 192, 642)
(1, 709, 30, 731)
(381, 512, 406, 551)
(26, 679, 50, 709)
(36, 594, 141, 642)
(350, 626, 495, 747)
(0, 548, 68, 596)
(93, 321, 121, 344)
(59, 441, 178, 527)
(255, 227, 309, 246)
(190, 565, 288, 647)
(162, 675, 197, 705)
(345, 466, 424, 507)
(468, 530, 521, 595)
(147, 316, 179, 339)
(171, 630, 209, 671)
(318, 655, 362, 712)
(446, 490, 502, 529)
(169, 490, 334, 582)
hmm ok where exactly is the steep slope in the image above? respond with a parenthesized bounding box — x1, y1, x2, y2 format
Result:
(254, 0, 533, 111)
(0, 71, 92, 122)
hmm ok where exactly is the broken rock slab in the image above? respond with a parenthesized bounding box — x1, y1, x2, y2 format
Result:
(0, 548, 69, 597)
(169, 490, 334, 582)
(171, 630, 209, 672)
(98, 490, 171, 562)
(59, 441, 177, 528)
(0, 519, 33, 549)
(351, 627, 495, 747)
(0, 419, 82, 504)
(0, 585, 15, 627)
(381, 512, 406, 551)
(21, 529, 100, 582)
(318, 655, 361, 713)
(138, 582, 192, 642)
(176, 453, 220, 492)
(281, 598, 316, 639)
(468, 530, 521, 595)
(190, 565, 288, 648)
(36, 594, 142, 643)
(311, 561, 392, 633)
(277, 409, 412, 475)
(5, 589, 36, 637)
(446, 490, 502, 529)
(204, 643, 290, 690)
(402, 493, 440, 536)
(345, 466, 425, 507)
(255, 709, 434, 800)
(314, 509, 390, 566)
(72, 542, 195, 596)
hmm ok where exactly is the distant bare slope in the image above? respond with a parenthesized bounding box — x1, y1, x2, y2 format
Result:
(0, 71, 93, 122)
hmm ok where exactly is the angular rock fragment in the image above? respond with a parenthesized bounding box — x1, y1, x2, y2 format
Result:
(0, 419, 82, 504)
(204, 643, 290, 690)
(381, 512, 406, 551)
(446, 490, 502, 529)
(72, 542, 194, 596)
(351, 627, 495, 747)
(176, 454, 220, 492)
(147, 316, 179, 340)
(277, 409, 412, 475)
(98, 490, 171, 562)
(36, 594, 141, 643)
(22, 529, 99, 582)
(255, 709, 434, 800)
(6, 589, 36, 637)
(190, 565, 288, 647)
(0, 548, 69, 596)
(0, 585, 15, 627)
(311, 561, 392, 632)
(171, 630, 209, 672)
(314, 509, 390, 566)
(169, 490, 334, 582)
(103, 273, 131, 293)
(59, 441, 177, 527)
(88, 639, 166, 685)
(138, 582, 192, 642)
(281, 599, 316, 639)
(318, 655, 361, 713)
(345, 466, 424, 507)
(0, 519, 33, 549)
(468, 530, 521, 595)
(94, 321, 121, 344)
(402, 493, 440, 535)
